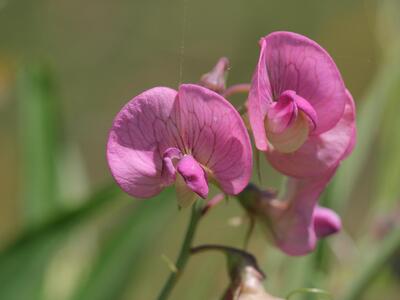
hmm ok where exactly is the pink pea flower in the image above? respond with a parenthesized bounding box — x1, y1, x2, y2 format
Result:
(268, 93, 355, 255)
(107, 84, 252, 206)
(248, 31, 356, 178)
(241, 91, 355, 255)
(240, 87, 355, 255)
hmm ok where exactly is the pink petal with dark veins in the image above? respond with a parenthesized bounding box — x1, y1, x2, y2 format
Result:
(107, 84, 253, 199)
(107, 87, 179, 198)
(176, 84, 253, 195)
(260, 32, 347, 134)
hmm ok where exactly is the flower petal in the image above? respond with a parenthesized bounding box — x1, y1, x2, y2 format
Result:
(273, 170, 336, 256)
(176, 155, 209, 198)
(341, 90, 357, 160)
(266, 93, 297, 134)
(176, 84, 253, 195)
(260, 31, 347, 134)
(107, 87, 179, 198)
(266, 89, 356, 178)
(292, 91, 318, 130)
(248, 41, 272, 151)
(267, 111, 310, 153)
(313, 206, 342, 238)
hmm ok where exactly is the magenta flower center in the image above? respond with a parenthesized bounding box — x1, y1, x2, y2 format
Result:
(264, 90, 317, 153)
(161, 147, 209, 198)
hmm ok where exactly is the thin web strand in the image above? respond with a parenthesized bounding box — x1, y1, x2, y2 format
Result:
(178, 0, 188, 85)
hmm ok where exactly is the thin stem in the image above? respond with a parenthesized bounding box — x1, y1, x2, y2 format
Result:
(286, 288, 332, 300)
(342, 229, 400, 300)
(236, 105, 247, 116)
(157, 200, 203, 300)
(222, 83, 251, 98)
(191, 244, 246, 255)
(243, 216, 255, 249)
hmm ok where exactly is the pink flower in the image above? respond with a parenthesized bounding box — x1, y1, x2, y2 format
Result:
(266, 93, 356, 255)
(238, 178, 342, 256)
(241, 86, 355, 255)
(248, 31, 356, 178)
(107, 84, 252, 206)
(243, 32, 356, 255)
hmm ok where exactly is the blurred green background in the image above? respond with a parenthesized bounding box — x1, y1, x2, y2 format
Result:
(0, 0, 400, 299)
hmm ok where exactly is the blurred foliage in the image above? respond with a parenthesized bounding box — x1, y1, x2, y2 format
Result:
(71, 188, 176, 300)
(0, 0, 399, 300)
(17, 66, 61, 227)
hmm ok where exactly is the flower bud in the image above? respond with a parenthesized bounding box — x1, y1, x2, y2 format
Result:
(200, 57, 229, 93)
(191, 245, 282, 300)
(224, 265, 283, 300)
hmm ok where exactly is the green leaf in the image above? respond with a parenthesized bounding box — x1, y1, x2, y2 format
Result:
(0, 236, 60, 300)
(2, 64, 65, 300)
(71, 188, 176, 300)
(0, 183, 120, 260)
(17, 64, 62, 226)
(371, 80, 400, 212)
(0, 183, 121, 300)
(341, 229, 400, 300)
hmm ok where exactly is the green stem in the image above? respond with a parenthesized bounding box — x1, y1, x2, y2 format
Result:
(157, 200, 203, 300)
(342, 229, 400, 300)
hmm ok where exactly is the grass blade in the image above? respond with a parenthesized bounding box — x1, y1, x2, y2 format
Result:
(71, 188, 176, 300)
(0, 183, 121, 300)
(332, 44, 400, 212)
(341, 229, 400, 300)
(0, 183, 121, 260)
(17, 65, 62, 226)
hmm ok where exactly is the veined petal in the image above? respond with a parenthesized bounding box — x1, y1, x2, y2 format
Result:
(176, 84, 252, 195)
(108, 84, 253, 200)
(107, 87, 179, 198)
(260, 31, 347, 134)
(248, 39, 273, 151)
(266, 90, 356, 178)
